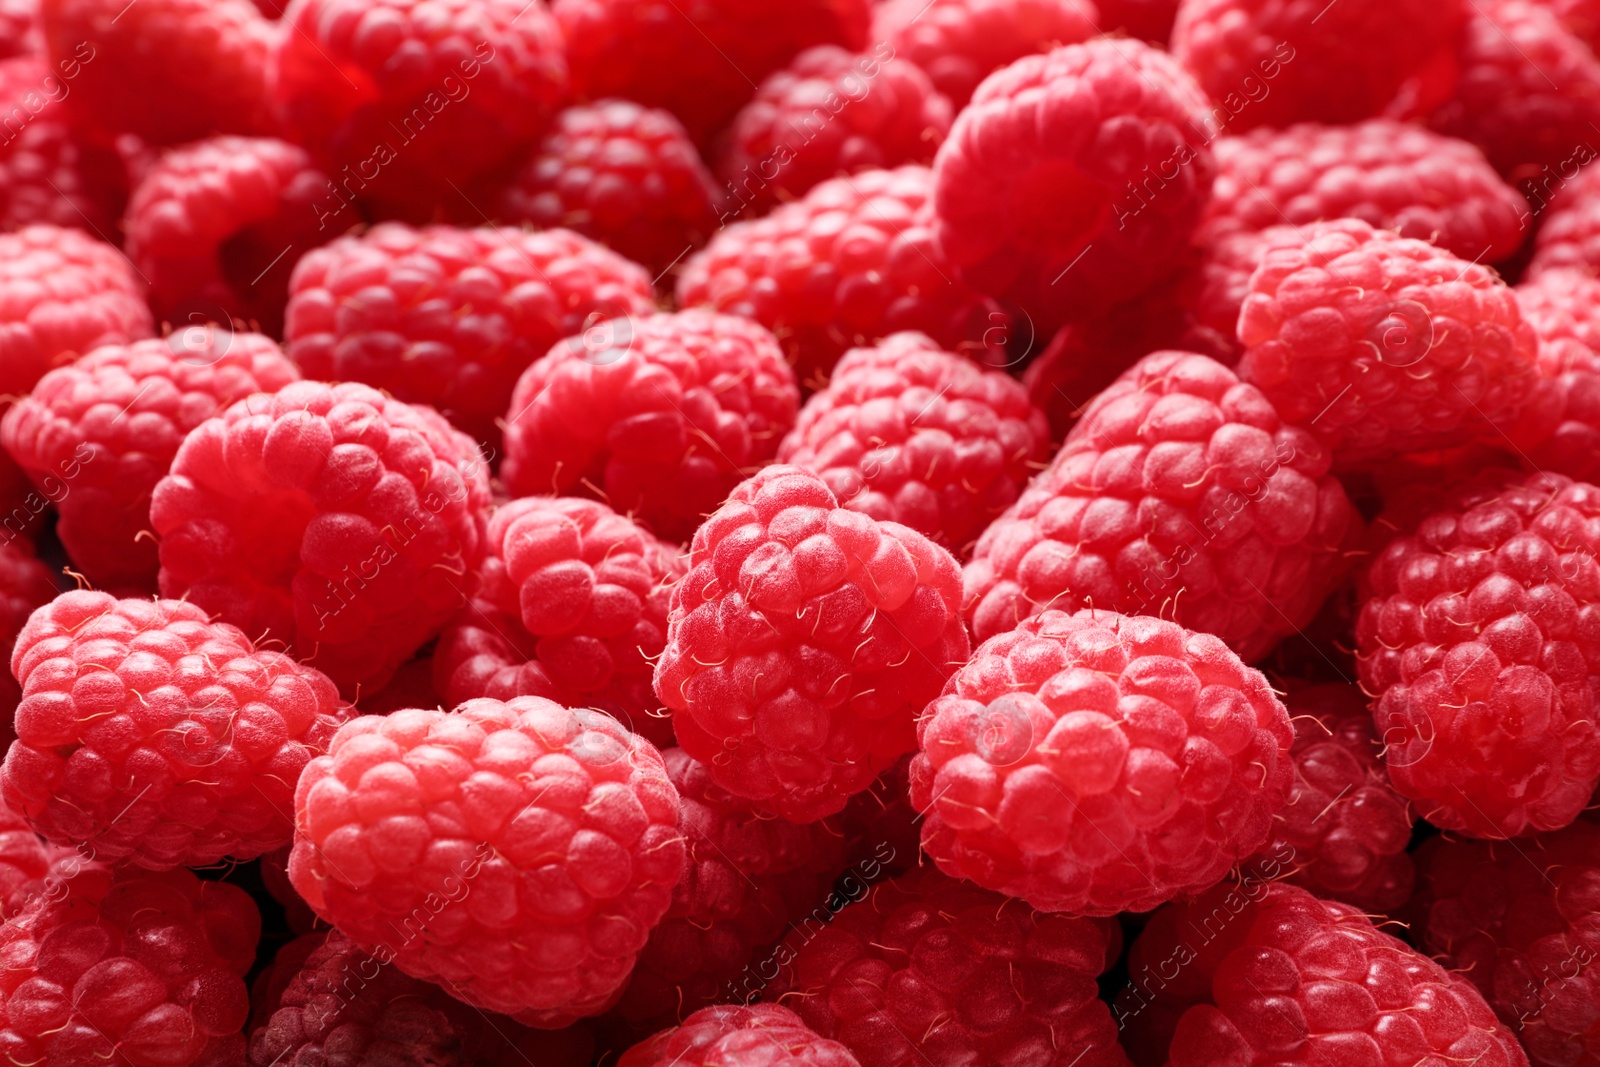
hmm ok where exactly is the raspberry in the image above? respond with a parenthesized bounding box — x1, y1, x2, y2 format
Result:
(0, 56, 126, 233)
(0, 796, 69, 919)
(0, 0, 38, 57)
(1176, 225, 1288, 365)
(1528, 161, 1600, 278)
(288, 698, 686, 1028)
(284, 223, 657, 446)
(653, 465, 969, 823)
(433, 496, 686, 749)
(716, 44, 952, 216)
(149, 379, 492, 697)
(1235, 218, 1540, 466)
(1408, 821, 1600, 1067)
(273, 0, 568, 221)
(495, 100, 721, 277)
(775, 331, 1051, 555)
(965, 351, 1357, 660)
(1506, 269, 1600, 482)
(0, 864, 260, 1066)
(1200, 121, 1530, 263)
(677, 165, 1009, 381)
(552, 0, 871, 148)
(0, 538, 55, 745)
(619, 1004, 862, 1067)
(868, 0, 1099, 108)
(1, 331, 301, 590)
(501, 310, 800, 543)
(933, 38, 1215, 330)
(762, 866, 1128, 1067)
(1171, 0, 1466, 129)
(1097, 0, 1177, 40)
(1356, 469, 1600, 838)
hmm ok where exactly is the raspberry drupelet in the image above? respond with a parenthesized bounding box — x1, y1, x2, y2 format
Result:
(149, 379, 492, 697)
(1507, 269, 1600, 483)
(619, 1004, 863, 1067)
(0, 539, 56, 742)
(653, 465, 969, 823)
(501, 310, 800, 544)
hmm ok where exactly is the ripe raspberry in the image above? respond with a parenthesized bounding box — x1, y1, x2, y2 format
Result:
(620, 1004, 862, 1067)
(1175, 225, 1288, 365)
(1528, 161, 1600, 278)
(0, 864, 260, 1066)
(869, 0, 1099, 108)
(149, 380, 492, 697)
(1, 331, 301, 590)
(433, 496, 686, 749)
(0, 56, 126, 233)
(40, 0, 273, 144)
(1408, 822, 1600, 1067)
(553, 0, 871, 148)
(284, 223, 657, 445)
(273, 0, 567, 221)
(1235, 218, 1540, 466)
(0, 539, 55, 741)
(1357, 470, 1600, 838)
(716, 45, 952, 217)
(1506, 269, 1600, 482)
(288, 698, 686, 1028)
(0, 796, 73, 920)
(1097, 0, 1177, 40)
(496, 100, 721, 277)
(678, 165, 1008, 381)
(965, 351, 1357, 660)
(763, 866, 1127, 1067)
(775, 332, 1051, 555)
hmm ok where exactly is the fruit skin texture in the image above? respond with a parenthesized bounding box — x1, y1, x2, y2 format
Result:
(1356, 470, 1600, 839)
(288, 698, 686, 1029)
(1528, 161, 1600, 278)
(1235, 218, 1539, 467)
(150, 379, 492, 698)
(619, 1004, 862, 1067)
(932, 38, 1216, 330)
(911, 609, 1294, 916)
(776, 331, 1051, 556)
(501, 310, 800, 544)
(653, 465, 970, 824)
(1408, 822, 1600, 1067)
(1, 332, 301, 590)
(0, 540, 56, 745)
(1507, 269, 1600, 483)
(763, 866, 1129, 1067)
(964, 350, 1357, 660)
(433, 496, 686, 750)
(2, 590, 353, 869)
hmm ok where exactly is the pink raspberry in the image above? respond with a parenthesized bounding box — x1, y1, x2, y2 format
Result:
(288, 698, 686, 1028)
(285, 223, 657, 446)
(0, 864, 260, 1066)
(763, 866, 1128, 1067)
(1235, 218, 1540, 466)
(1506, 269, 1600, 483)
(149, 380, 492, 697)
(0, 539, 55, 742)
(932, 38, 1216, 330)
(965, 351, 1357, 660)
(1357, 470, 1600, 838)
(502, 310, 800, 543)
(619, 1004, 862, 1067)
(1528, 161, 1600, 278)
(433, 496, 686, 749)
(775, 332, 1051, 555)
(654, 465, 969, 823)
(0, 56, 127, 233)
(1, 331, 301, 590)
(2, 590, 352, 868)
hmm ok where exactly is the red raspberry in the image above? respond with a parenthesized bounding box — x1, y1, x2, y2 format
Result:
(619, 1004, 862, 1067)
(775, 331, 1051, 555)
(1506, 269, 1600, 482)
(763, 866, 1128, 1067)
(1171, 0, 1465, 129)
(1097, 0, 1178, 40)
(1, 331, 301, 590)
(433, 496, 686, 749)
(1175, 225, 1288, 365)
(149, 380, 492, 697)
(284, 223, 657, 446)
(1235, 218, 1540, 467)
(552, 0, 871, 148)
(0, 56, 126, 233)
(0, 796, 70, 920)
(965, 351, 1357, 660)
(933, 38, 1216, 330)
(1408, 821, 1600, 1067)
(0, 0, 38, 57)
(2, 590, 352, 868)
(273, 0, 567, 221)
(1528, 161, 1600, 278)
(288, 698, 686, 1028)
(40, 0, 273, 144)
(716, 44, 952, 217)
(495, 100, 721, 277)
(1356, 470, 1600, 838)
(677, 166, 1009, 382)
(654, 465, 969, 823)
(0, 864, 260, 1066)
(0, 539, 55, 742)
(869, 0, 1099, 108)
